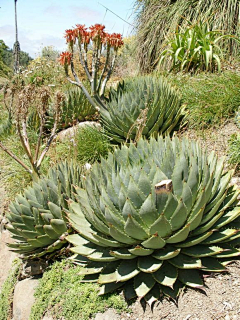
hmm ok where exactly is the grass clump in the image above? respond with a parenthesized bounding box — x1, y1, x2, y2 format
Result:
(0, 259, 21, 320)
(167, 71, 240, 129)
(228, 134, 240, 173)
(30, 260, 128, 320)
(76, 125, 112, 164)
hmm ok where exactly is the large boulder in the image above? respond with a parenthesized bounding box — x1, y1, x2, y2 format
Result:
(12, 278, 39, 320)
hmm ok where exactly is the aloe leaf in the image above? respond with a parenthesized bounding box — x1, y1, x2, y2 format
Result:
(138, 256, 163, 273)
(124, 280, 137, 300)
(116, 259, 140, 282)
(169, 253, 202, 269)
(109, 248, 137, 260)
(202, 229, 238, 244)
(134, 273, 155, 297)
(178, 269, 204, 289)
(153, 261, 178, 287)
(150, 213, 172, 238)
(201, 257, 226, 272)
(129, 246, 154, 256)
(153, 246, 181, 260)
(109, 224, 137, 245)
(124, 214, 149, 240)
(141, 233, 166, 249)
(98, 261, 120, 284)
(99, 282, 123, 295)
(166, 223, 190, 243)
(182, 245, 224, 258)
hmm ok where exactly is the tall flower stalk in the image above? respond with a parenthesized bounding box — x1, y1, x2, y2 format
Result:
(59, 24, 124, 110)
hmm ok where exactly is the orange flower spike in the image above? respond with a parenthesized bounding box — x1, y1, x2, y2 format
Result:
(74, 24, 87, 39)
(58, 52, 72, 66)
(64, 29, 76, 50)
(109, 33, 124, 49)
(89, 24, 106, 41)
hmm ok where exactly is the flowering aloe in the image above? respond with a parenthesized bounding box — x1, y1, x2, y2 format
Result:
(59, 23, 123, 110)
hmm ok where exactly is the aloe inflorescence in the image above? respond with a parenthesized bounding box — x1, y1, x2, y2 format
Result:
(67, 136, 240, 302)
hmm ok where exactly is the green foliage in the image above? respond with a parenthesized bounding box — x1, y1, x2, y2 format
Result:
(67, 136, 240, 302)
(76, 126, 112, 164)
(135, 0, 240, 72)
(159, 21, 226, 73)
(22, 57, 66, 87)
(46, 88, 96, 131)
(6, 162, 82, 259)
(167, 72, 240, 129)
(41, 46, 59, 61)
(101, 76, 184, 143)
(0, 259, 21, 320)
(228, 134, 240, 172)
(30, 260, 128, 320)
(235, 107, 240, 129)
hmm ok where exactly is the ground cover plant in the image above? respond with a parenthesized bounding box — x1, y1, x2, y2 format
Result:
(67, 136, 240, 302)
(0, 259, 21, 320)
(29, 260, 128, 320)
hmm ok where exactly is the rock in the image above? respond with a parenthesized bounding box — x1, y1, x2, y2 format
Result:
(12, 278, 39, 320)
(94, 309, 120, 320)
(57, 121, 101, 142)
(0, 230, 19, 290)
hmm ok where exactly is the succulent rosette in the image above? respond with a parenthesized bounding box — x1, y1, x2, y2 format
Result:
(67, 136, 240, 302)
(7, 162, 82, 259)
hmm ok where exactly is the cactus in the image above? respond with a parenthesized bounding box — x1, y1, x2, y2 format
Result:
(67, 136, 240, 302)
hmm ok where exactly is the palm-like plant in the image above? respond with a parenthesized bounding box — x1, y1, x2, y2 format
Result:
(67, 136, 240, 302)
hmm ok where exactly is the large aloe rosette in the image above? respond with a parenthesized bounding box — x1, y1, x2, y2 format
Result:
(100, 76, 184, 143)
(7, 162, 82, 259)
(67, 136, 240, 302)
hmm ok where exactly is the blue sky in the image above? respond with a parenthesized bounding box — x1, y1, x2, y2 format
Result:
(0, 0, 135, 58)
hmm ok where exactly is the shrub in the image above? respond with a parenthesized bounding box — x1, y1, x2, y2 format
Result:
(159, 20, 226, 73)
(76, 125, 112, 164)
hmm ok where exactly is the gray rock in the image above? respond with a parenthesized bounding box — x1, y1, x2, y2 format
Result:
(0, 230, 19, 290)
(12, 278, 39, 320)
(57, 121, 101, 142)
(94, 309, 120, 320)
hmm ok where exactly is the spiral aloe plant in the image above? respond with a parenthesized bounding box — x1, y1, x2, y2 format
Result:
(46, 87, 96, 131)
(67, 136, 240, 302)
(7, 162, 82, 259)
(101, 76, 185, 143)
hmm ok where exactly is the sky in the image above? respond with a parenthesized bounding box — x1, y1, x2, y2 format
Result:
(0, 0, 135, 58)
